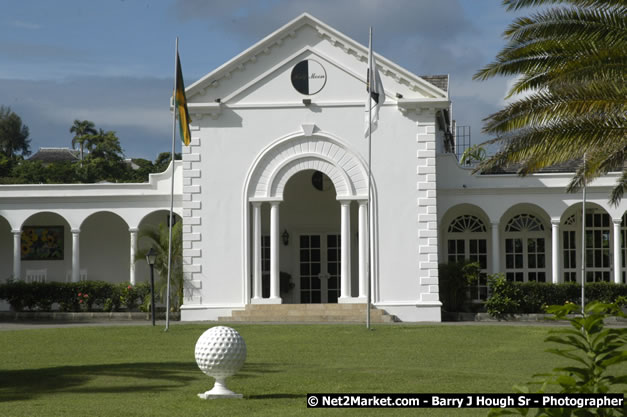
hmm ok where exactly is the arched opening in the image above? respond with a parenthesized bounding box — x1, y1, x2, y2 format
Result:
(560, 203, 613, 283)
(620, 212, 627, 284)
(244, 133, 370, 305)
(20, 212, 72, 282)
(80, 212, 130, 283)
(499, 204, 551, 283)
(282, 170, 343, 303)
(136, 210, 183, 285)
(503, 213, 549, 282)
(440, 204, 491, 301)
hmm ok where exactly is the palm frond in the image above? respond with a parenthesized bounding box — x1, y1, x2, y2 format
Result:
(504, 7, 627, 45)
(608, 170, 627, 205)
(483, 83, 626, 134)
(477, 115, 626, 173)
(503, 0, 626, 12)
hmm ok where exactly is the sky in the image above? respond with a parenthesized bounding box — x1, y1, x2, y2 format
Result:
(0, 0, 526, 161)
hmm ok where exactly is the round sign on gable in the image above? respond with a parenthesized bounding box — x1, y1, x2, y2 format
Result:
(291, 59, 327, 95)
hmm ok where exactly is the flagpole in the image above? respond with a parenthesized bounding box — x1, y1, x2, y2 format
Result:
(366, 27, 372, 330)
(165, 37, 178, 331)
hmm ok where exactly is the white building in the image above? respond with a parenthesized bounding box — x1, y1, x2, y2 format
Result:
(1, 14, 624, 321)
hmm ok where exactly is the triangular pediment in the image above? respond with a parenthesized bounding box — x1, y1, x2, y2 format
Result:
(186, 13, 448, 114)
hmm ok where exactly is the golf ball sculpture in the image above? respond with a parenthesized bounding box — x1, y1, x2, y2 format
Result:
(195, 326, 247, 399)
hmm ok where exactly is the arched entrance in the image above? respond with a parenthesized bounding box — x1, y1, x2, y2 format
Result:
(80, 211, 130, 283)
(282, 170, 342, 303)
(243, 132, 372, 305)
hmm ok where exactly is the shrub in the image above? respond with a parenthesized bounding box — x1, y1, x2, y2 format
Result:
(484, 274, 520, 319)
(0, 281, 153, 312)
(438, 261, 480, 312)
(488, 302, 627, 417)
(486, 281, 627, 316)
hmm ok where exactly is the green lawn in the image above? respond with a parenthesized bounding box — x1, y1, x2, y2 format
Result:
(0, 323, 618, 416)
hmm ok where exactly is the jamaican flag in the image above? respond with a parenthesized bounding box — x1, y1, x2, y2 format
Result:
(175, 52, 191, 146)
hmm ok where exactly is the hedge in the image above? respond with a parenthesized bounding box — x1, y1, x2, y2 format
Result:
(487, 280, 627, 316)
(0, 281, 151, 312)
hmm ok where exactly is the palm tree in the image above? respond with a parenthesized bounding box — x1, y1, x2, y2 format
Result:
(473, 0, 627, 203)
(135, 221, 184, 311)
(460, 144, 487, 166)
(70, 120, 97, 165)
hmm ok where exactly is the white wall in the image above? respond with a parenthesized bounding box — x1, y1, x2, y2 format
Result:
(180, 15, 445, 321)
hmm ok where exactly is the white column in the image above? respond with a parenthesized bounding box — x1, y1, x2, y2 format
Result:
(551, 220, 560, 284)
(252, 202, 263, 300)
(491, 222, 500, 274)
(269, 202, 281, 302)
(129, 228, 138, 285)
(12, 230, 21, 280)
(339, 200, 352, 300)
(71, 228, 80, 283)
(613, 219, 622, 284)
(358, 201, 368, 299)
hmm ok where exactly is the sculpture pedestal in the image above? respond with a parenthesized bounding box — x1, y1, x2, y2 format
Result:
(198, 378, 243, 399)
(195, 326, 247, 400)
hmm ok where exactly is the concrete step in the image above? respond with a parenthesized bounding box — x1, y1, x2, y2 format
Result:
(218, 303, 398, 323)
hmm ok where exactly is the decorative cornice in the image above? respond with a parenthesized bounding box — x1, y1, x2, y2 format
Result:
(187, 13, 448, 102)
(397, 98, 449, 114)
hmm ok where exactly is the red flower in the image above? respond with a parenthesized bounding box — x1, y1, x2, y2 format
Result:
(79, 300, 83, 304)
(127, 285, 132, 290)
(78, 292, 82, 297)
(83, 294, 89, 298)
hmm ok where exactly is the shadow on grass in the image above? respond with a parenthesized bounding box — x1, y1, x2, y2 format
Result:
(246, 394, 304, 400)
(0, 361, 279, 402)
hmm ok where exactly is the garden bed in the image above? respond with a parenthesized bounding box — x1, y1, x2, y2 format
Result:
(0, 311, 180, 321)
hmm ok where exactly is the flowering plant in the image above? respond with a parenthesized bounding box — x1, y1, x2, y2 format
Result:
(122, 284, 139, 311)
(77, 292, 90, 311)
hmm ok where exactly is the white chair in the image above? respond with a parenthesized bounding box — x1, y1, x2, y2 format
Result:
(25, 269, 47, 283)
(66, 269, 88, 282)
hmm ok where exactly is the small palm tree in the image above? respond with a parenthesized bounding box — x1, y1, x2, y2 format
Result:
(135, 221, 183, 311)
(460, 144, 487, 166)
(70, 120, 97, 165)
(473, 0, 627, 203)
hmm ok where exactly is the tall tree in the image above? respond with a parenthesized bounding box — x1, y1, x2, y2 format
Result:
(0, 106, 31, 158)
(70, 119, 97, 164)
(86, 129, 124, 161)
(473, 0, 627, 203)
(78, 129, 128, 183)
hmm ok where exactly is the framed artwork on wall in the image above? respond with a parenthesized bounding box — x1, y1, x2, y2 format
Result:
(21, 226, 64, 261)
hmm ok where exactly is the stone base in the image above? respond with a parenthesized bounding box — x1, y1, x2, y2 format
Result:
(338, 296, 367, 304)
(250, 297, 282, 305)
(198, 392, 243, 400)
(198, 379, 243, 400)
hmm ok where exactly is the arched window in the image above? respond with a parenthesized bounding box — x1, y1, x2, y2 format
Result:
(586, 211, 610, 282)
(446, 215, 488, 301)
(621, 213, 627, 284)
(559, 209, 613, 284)
(504, 214, 547, 282)
(562, 214, 577, 282)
